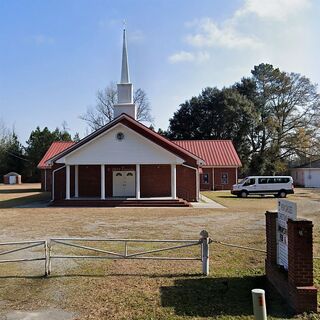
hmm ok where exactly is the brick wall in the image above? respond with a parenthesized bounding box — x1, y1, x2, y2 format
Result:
(40, 169, 52, 192)
(78, 165, 100, 197)
(53, 165, 66, 200)
(265, 211, 318, 313)
(177, 165, 197, 202)
(214, 168, 237, 190)
(200, 168, 213, 191)
(140, 165, 171, 198)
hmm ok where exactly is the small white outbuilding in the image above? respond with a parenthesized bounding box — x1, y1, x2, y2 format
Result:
(3, 172, 22, 185)
(290, 159, 320, 188)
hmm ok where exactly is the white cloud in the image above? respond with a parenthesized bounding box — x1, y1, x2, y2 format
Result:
(30, 34, 55, 45)
(185, 17, 261, 49)
(168, 50, 210, 64)
(168, 0, 312, 65)
(236, 0, 311, 21)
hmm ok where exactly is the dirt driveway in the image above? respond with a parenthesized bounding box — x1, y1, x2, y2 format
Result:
(0, 184, 319, 319)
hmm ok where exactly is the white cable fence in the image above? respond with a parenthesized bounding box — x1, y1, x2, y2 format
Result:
(0, 240, 49, 276)
(0, 233, 318, 277)
(0, 230, 210, 276)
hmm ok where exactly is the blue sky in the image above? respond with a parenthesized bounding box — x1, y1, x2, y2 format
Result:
(0, 0, 319, 144)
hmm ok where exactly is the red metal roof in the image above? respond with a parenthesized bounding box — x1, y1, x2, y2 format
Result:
(37, 141, 75, 169)
(173, 140, 242, 167)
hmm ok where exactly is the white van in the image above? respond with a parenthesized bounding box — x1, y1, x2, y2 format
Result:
(231, 176, 294, 198)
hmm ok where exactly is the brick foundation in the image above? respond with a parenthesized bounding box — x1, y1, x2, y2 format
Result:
(265, 211, 318, 313)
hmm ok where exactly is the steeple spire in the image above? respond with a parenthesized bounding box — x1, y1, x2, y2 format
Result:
(113, 27, 137, 120)
(121, 28, 130, 84)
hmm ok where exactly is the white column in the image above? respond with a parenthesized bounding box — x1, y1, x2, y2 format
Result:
(235, 167, 238, 184)
(75, 165, 79, 197)
(136, 164, 140, 199)
(44, 169, 47, 191)
(101, 165, 105, 200)
(196, 168, 200, 201)
(171, 164, 177, 199)
(66, 165, 70, 200)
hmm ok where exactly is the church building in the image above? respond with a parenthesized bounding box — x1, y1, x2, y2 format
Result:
(38, 29, 241, 207)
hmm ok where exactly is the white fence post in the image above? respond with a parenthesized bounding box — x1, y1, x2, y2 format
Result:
(200, 230, 209, 276)
(44, 241, 48, 276)
(252, 289, 267, 320)
(47, 240, 52, 275)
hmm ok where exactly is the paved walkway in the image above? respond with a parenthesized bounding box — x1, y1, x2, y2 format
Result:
(191, 194, 226, 209)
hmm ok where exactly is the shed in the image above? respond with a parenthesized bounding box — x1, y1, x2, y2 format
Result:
(3, 172, 22, 185)
(290, 159, 320, 187)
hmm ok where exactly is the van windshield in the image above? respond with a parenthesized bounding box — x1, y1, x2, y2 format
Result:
(239, 178, 248, 184)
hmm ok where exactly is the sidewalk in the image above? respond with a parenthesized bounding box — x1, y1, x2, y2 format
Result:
(191, 194, 226, 209)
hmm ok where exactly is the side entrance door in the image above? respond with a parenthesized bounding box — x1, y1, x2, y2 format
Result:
(9, 176, 16, 184)
(113, 171, 136, 197)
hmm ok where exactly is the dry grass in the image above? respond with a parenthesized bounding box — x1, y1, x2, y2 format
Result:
(0, 183, 49, 208)
(0, 184, 319, 319)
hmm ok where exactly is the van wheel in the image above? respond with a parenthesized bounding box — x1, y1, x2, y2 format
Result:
(278, 190, 287, 198)
(240, 190, 248, 198)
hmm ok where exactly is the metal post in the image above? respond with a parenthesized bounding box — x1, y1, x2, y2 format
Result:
(252, 289, 267, 320)
(124, 241, 128, 257)
(44, 241, 48, 277)
(47, 240, 52, 275)
(200, 230, 209, 276)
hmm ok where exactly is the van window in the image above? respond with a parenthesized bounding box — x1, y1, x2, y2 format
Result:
(257, 177, 291, 184)
(243, 178, 255, 186)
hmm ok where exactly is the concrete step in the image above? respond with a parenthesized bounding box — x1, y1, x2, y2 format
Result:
(50, 198, 191, 207)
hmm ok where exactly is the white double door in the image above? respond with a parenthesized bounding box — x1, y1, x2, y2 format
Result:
(113, 171, 135, 197)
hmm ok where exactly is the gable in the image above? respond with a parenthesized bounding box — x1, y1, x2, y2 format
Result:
(57, 124, 185, 165)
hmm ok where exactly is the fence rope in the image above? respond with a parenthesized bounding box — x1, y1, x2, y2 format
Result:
(210, 239, 267, 253)
(210, 240, 320, 261)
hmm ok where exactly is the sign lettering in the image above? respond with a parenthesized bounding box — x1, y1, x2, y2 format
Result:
(277, 200, 297, 270)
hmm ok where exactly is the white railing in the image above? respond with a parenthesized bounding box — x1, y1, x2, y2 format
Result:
(0, 231, 210, 276)
(48, 230, 210, 276)
(0, 240, 49, 276)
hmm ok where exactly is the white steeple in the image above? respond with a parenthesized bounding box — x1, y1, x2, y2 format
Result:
(121, 29, 130, 84)
(114, 28, 137, 119)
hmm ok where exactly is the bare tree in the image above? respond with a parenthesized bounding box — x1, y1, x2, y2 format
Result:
(80, 82, 153, 131)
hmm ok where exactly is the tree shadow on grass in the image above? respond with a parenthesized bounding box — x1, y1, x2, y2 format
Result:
(160, 275, 293, 318)
(0, 193, 50, 208)
(0, 188, 41, 194)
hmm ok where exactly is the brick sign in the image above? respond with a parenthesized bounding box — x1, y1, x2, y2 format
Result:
(277, 200, 297, 269)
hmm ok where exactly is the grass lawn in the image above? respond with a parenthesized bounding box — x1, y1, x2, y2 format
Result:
(0, 183, 50, 208)
(0, 184, 319, 319)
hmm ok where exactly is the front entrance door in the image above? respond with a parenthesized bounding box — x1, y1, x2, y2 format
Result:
(113, 171, 135, 197)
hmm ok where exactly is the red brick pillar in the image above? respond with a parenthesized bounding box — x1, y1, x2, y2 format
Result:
(265, 213, 318, 313)
(265, 211, 278, 265)
(288, 219, 313, 287)
(287, 219, 317, 313)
